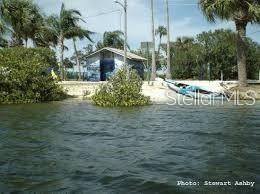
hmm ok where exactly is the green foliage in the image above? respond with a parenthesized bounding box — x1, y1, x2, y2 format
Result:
(44, 3, 93, 80)
(196, 29, 237, 80)
(0, 21, 8, 47)
(95, 31, 130, 50)
(199, 0, 260, 24)
(71, 44, 94, 65)
(0, 0, 43, 46)
(168, 37, 204, 79)
(155, 26, 167, 38)
(92, 68, 151, 107)
(0, 47, 67, 104)
(161, 29, 260, 80)
(199, 0, 260, 85)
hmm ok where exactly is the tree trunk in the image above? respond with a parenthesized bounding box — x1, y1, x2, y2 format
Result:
(59, 36, 64, 80)
(157, 35, 162, 60)
(157, 35, 162, 68)
(73, 38, 81, 80)
(165, 0, 171, 79)
(236, 22, 247, 87)
(150, 0, 156, 81)
(25, 38, 28, 48)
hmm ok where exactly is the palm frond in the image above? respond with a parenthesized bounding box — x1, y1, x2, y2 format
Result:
(199, 0, 236, 22)
(247, 0, 260, 22)
(199, 0, 260, 23)
(65, 26, 94, 42)
(155, 26, 167, 37)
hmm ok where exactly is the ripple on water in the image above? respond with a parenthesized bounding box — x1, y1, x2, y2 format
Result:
(0, 100, 259, 193)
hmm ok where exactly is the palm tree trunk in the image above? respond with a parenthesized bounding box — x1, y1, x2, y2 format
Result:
(236, 22, 247, 87)
(73, 38, 81, 80)
(25, 38, 28, 48)
(165, 0, 171, 79)
(59, 36, 64, 80)
(157, 35, 162, 62)
(150, 0, 156, 81)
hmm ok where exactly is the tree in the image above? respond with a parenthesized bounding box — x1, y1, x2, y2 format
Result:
(199, 0, 260, 86)
(161, 29, 259, 80)
(63, 57, 74, 69)
(0, 20, 8, 47)
(197, 29, 237, 80)
(0, 0, 43, 47)
(95, 41, 104, 50)
(164, 37, 204, 79)
(67, 26, 93, 80)
(165, 0, 171, 79)
(0, 21, 4, 33)
(155, 26, 167, 62)
(95, 30, 130, 50)
(84, 44, 94, 55)
(92, 67, 151, 107)
(103, 30, 125, 49)
(0, 47, 67, 104)
(71, 45, 94, 66)
(45, 3, 87, 80)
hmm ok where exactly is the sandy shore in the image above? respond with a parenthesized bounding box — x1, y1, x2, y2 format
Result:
(58, 80, 260, 102)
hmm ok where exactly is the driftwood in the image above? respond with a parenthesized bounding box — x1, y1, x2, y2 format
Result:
(220, 83, 258, 100)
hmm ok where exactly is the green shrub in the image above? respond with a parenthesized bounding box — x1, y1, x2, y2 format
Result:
(0, 47, 67, 104)
(92, 68, 151, 107)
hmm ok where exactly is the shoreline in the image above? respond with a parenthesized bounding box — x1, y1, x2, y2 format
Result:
(58, 80, 260, 103)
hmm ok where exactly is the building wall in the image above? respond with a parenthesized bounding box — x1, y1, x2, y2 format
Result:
(84, 54, 100, 81)
(114, 54, 144, 78)
(114, 54, 124, 70)
(80, 51, 145, 81)
(129, 60, 145, 79)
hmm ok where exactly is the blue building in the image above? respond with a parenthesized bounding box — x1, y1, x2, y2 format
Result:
(82, 47, 147, 81)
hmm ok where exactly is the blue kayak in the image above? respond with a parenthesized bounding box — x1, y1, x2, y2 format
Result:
(165, 79, 228, 100)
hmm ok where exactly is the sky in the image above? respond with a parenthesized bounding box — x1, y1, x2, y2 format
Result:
(34, 0, 260, 57)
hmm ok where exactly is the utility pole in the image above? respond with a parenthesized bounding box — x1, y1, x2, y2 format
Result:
(115, 0, 128, 76)
(165, 0, 171, 79)
(150, 0, 156, 81)
(124, 0, 127, 69)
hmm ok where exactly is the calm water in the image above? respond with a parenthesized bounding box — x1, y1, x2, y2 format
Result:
(0, 100, 259, 194)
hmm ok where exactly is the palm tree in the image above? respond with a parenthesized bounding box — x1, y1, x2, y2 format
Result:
(68, 27, 93, 80)
(45, 3, 86, 80)
(155, 26, 167, 63)
(23, 4, 44, 47)
(103, 30, 125, 49)
(0, 20, 8, 47)
(175, 37, 195, 50)
(199, 0, 260, 87)
(0, 0, 43, 47)
(0, 21, 4, 33)
(165, 0, 171, 79)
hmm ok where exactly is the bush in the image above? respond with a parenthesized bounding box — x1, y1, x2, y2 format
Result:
(0, 47, 67, 104)
(92, 68, 151, 107)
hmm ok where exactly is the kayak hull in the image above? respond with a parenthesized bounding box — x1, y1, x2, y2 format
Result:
(165, 80, 228, 100)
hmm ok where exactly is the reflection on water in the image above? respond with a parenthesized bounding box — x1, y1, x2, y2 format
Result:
(0, 100, 259, 193)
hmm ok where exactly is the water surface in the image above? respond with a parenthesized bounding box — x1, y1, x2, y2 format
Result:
(0, 100, 259, 193)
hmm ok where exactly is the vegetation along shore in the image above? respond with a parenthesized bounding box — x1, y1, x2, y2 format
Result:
(0, 0, 259, 106)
